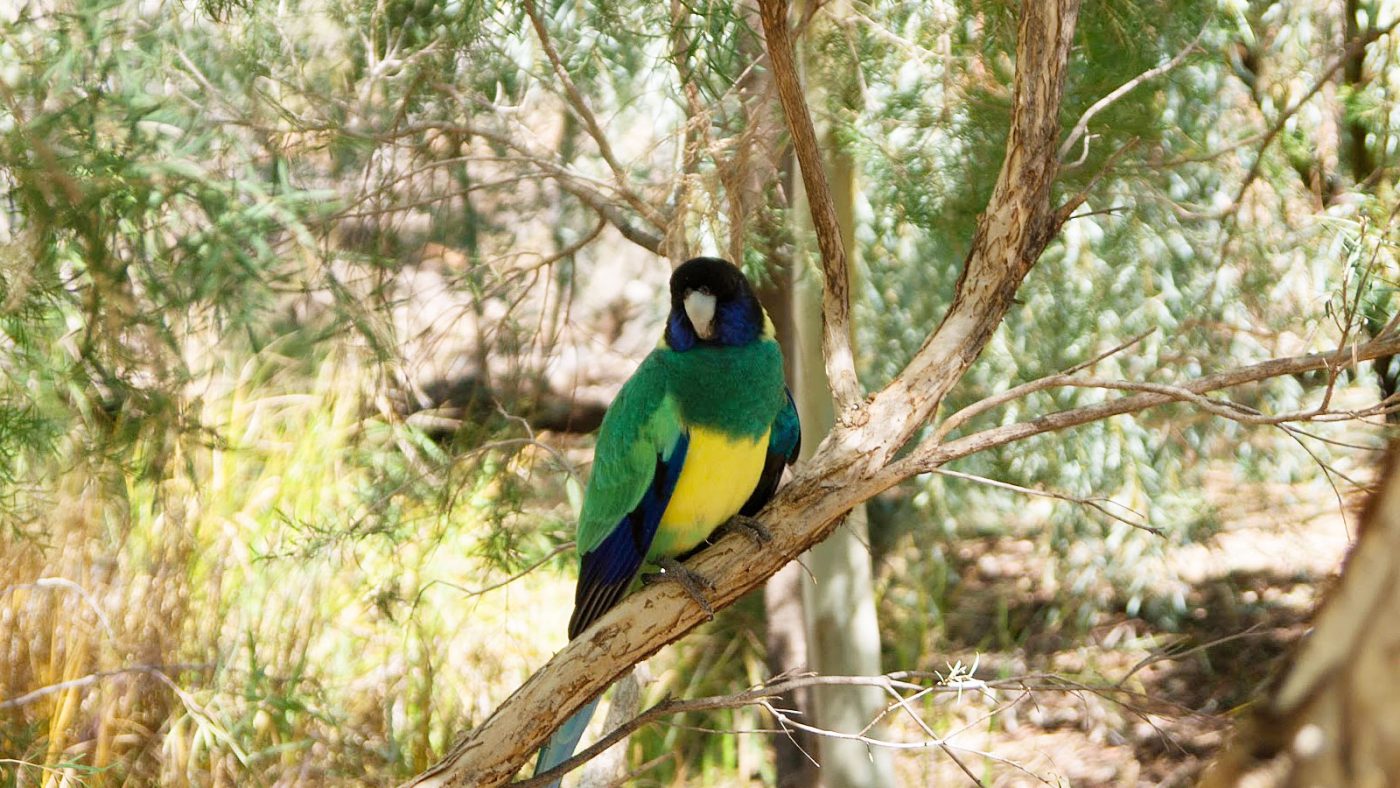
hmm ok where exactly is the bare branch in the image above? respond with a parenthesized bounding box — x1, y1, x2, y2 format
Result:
(1, 576, 116, 639)
(855, 0, 1083, 462)
(520, 0, 666, 231)
(393, 115, 665, 254)
(935, 329, 1156, 442)
(519, 674, 916, 787)
(757, 0, 863, 411)
(1054, 137, 1140, 226)
(1058, 24, 1206, 162)
(901, 335, 1400, 477)
(0, 664, 214, 710)
(930, 468, 1160, 536)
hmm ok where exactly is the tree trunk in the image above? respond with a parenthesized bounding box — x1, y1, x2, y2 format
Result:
(755, 163, 821, 788)
(763, 561, 818, 786)
(1201, 445, 1400, 786)
(577, 671, 642, 788)
(796, 251, 893, 788)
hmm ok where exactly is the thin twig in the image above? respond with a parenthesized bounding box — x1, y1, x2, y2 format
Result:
(931, 467, 1160, 535)
(1115, 626, 1269, 688)
(0, 664, 214, 710)
(1058, 23, 1207, 162)
(408, 542, 574, 611)
(0, 577, 116, 639)
(936, 329, 1155, 441)
(520, 0, 665, 231)
(901, 334, 1400, 477)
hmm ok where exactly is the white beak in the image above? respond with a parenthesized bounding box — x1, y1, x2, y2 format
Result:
(684, 290, 717, 340)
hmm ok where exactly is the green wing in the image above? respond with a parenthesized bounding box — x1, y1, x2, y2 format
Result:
(569, 352, 687, 638)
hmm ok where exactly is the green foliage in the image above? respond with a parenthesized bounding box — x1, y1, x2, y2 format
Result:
(0, 0, 570, 781)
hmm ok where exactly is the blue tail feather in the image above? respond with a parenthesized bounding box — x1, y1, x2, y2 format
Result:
(533, 696, 602, 788)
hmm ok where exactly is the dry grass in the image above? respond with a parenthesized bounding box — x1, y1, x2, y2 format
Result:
(0, 343, 576, 786)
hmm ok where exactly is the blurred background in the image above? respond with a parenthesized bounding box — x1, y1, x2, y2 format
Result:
(1, 0, 1398, 784)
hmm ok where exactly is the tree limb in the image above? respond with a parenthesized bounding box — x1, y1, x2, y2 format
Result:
(898, 334, 1400, 478)
(757, 0, 863, 411)
(853, 0, 1084, 464)
(404, 298, 1388, 785)
(390, 114, 665, 255)
(1057, 23, 1205, 163)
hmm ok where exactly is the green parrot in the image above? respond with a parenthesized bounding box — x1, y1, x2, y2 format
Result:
(533, 256, 801, 785)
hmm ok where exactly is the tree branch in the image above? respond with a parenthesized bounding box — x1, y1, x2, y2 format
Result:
(935, 328, 1155, 442)
(757, 0, 863, 412)
(521, 0, 666, 231)
(929, 468, 1158, 536)
(404, 308, 1383, 786)
(853, 0, 1084, 465)
(897, 334, 1400, 478)
(1057, 23, 1205, 163)
(345, 115, 667, 254)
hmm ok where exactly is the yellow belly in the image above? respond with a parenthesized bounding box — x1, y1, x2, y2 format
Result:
(647, 426, 769, 560)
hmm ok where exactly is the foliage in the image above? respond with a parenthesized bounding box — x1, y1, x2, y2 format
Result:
(0, 0, 566, 781)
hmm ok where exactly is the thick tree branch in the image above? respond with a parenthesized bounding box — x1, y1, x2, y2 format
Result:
(405, 319, 1400, 786)
(758, 0, 863, 411)
(853, 0, 1084, 466)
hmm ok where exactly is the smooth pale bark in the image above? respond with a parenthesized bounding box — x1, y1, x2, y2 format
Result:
(576, 671, 641, 788)
(795, 248, 893, 788)
(403, 4, 1091, 784)
(755, 170, 821, 787)
(763, 562, 819, 787)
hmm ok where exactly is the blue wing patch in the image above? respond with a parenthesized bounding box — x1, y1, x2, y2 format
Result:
(740, 388, 800, 517)
(568, 431, 690, 639)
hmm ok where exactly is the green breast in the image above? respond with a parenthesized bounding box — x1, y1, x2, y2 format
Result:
(655, 338, 785, 438)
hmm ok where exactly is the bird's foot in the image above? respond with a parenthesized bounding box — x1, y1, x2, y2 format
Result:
(713, 514, 772, 545)
(641, 557, 716, 619)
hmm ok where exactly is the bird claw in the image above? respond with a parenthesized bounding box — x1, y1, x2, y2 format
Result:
(714, 514, 772, 545)
(642, 557, 716, 619)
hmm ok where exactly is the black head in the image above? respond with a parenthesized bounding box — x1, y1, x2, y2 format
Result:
(663, 257, 765, 351)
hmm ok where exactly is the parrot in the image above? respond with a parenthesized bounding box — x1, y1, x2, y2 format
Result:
(533, 256, 801, 786)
